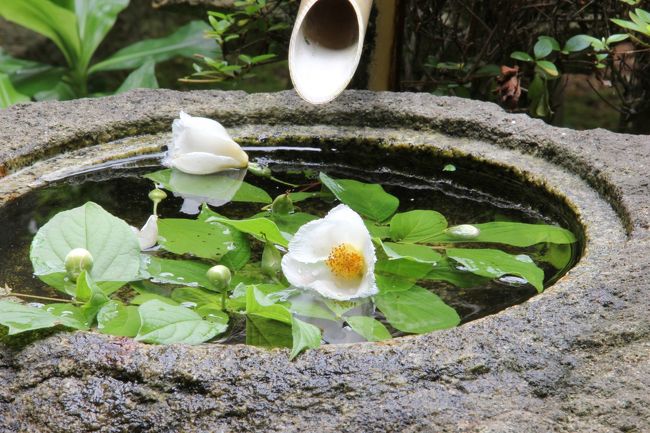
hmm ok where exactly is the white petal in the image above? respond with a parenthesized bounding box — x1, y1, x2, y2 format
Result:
(171, 111, 248, 167)
(281, 204, 378, 300)
(287, 204, 372, 263)
(136, 215, 158, 250)
(169, 152, 245, 175)
(281, 255, 323, 287)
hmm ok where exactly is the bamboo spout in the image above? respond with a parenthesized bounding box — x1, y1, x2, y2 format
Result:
(289, 0, 373, 104)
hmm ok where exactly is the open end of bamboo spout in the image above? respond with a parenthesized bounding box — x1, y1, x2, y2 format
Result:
(289, 0, 370, 105)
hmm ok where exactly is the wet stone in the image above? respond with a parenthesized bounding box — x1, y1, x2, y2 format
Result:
(0, 90, 648, 432)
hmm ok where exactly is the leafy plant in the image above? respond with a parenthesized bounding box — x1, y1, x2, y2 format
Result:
(0, 0, 215, 108)
(510, 31, 630, 118)
(182, 0, 294, 84)
(612, 7, 650, 42)
(1, 167, 577, 359)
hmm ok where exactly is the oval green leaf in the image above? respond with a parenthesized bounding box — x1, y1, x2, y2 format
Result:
(375, 286, 460, 334)
(389, 210, 448, 243)
(319, 172, 399, 222)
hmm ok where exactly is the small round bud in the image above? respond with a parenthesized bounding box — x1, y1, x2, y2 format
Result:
(206, 265, 232, 291)
(261, 242, 282, 277)
(148, 188, 167, 203)
(248, 162, 272, 178)
(64, 248, 94, 281)
(446, 224, 480, 239)
(271, 193, 294, 215)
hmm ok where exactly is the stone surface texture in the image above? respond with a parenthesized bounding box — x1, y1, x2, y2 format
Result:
(0, 90, 648, 433)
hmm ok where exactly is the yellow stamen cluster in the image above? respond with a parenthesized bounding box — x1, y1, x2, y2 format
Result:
(325, 243, 365, 280)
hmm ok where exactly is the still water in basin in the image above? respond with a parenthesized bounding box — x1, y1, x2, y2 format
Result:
(0, 145, 582, 343)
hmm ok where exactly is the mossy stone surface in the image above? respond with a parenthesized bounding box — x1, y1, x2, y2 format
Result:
(0, 90, 648, 433)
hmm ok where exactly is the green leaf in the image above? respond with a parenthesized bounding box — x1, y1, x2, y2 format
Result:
(195, 303, 229, 325)
(533, 243, 573, 271)
(611, 18, 645, 34)
(606, 34, 630, 44)
(289, 316, 321, 359)
(0, 50, 64, 99)
(130, 292, 179, 306)
(270, 212, 318, 236)
(96, 300, 140, 337)
(381, 242, 442, 264)
(536, 60, 559, 77)
(286, 299, 337, 321)
(30, 202, 142, 293)
(246, 315, 292, 348)
(198, 206, 251, 270)
(319, 173, 399, 222)
(115, 60, 159, 94)
(136, 300, 225, 344)
(74, 0, 129, 70)
(205, 215, 288, 248)
(442, 164, 456, 172)
(246, 286, 292, 324)
(389, 210, 448, 243)
(538, 36, 560, 51)
(244, 286, 294, 347)
(287, 191, 326, 203)
(0, 0, 81, 66)
(446, 248, 545, 292)
(74, 271, 109, 322)
(424, 259, 489, 288)
(146, 256, 214, 290)
(157, 218, 235, 260)
(0, 301, 86, 335)
(0, 73, 29, 108)
(636, 8, 650, 23)
(534, 38, 553, 59)
(43, 303, 90, 330)
(171, 286, 222, 307)
(346, 316, 391, 342)
(427, 222, 576, 247)
(511, 51, 534, 62)
(528, 74, 551, 118)
(34, 80, 76, 102)
(375, 259, 433, 292)
(89, 21, 217, 73)
(365, 221, 390, 239)
(563, 35, 596, 53)
(375, 286, 460, 334)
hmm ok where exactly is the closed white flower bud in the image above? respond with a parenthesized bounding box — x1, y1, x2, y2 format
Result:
(64, 248, 93, 281)
(164, 111, 248, 175)
(206, 265, 232, 291)
(446, 224, 481, 239)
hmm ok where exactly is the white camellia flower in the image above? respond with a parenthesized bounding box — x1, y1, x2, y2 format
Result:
(164, 111, 249, 175)
(131, 215, 158, 250)
(281, 204, 378, 301)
